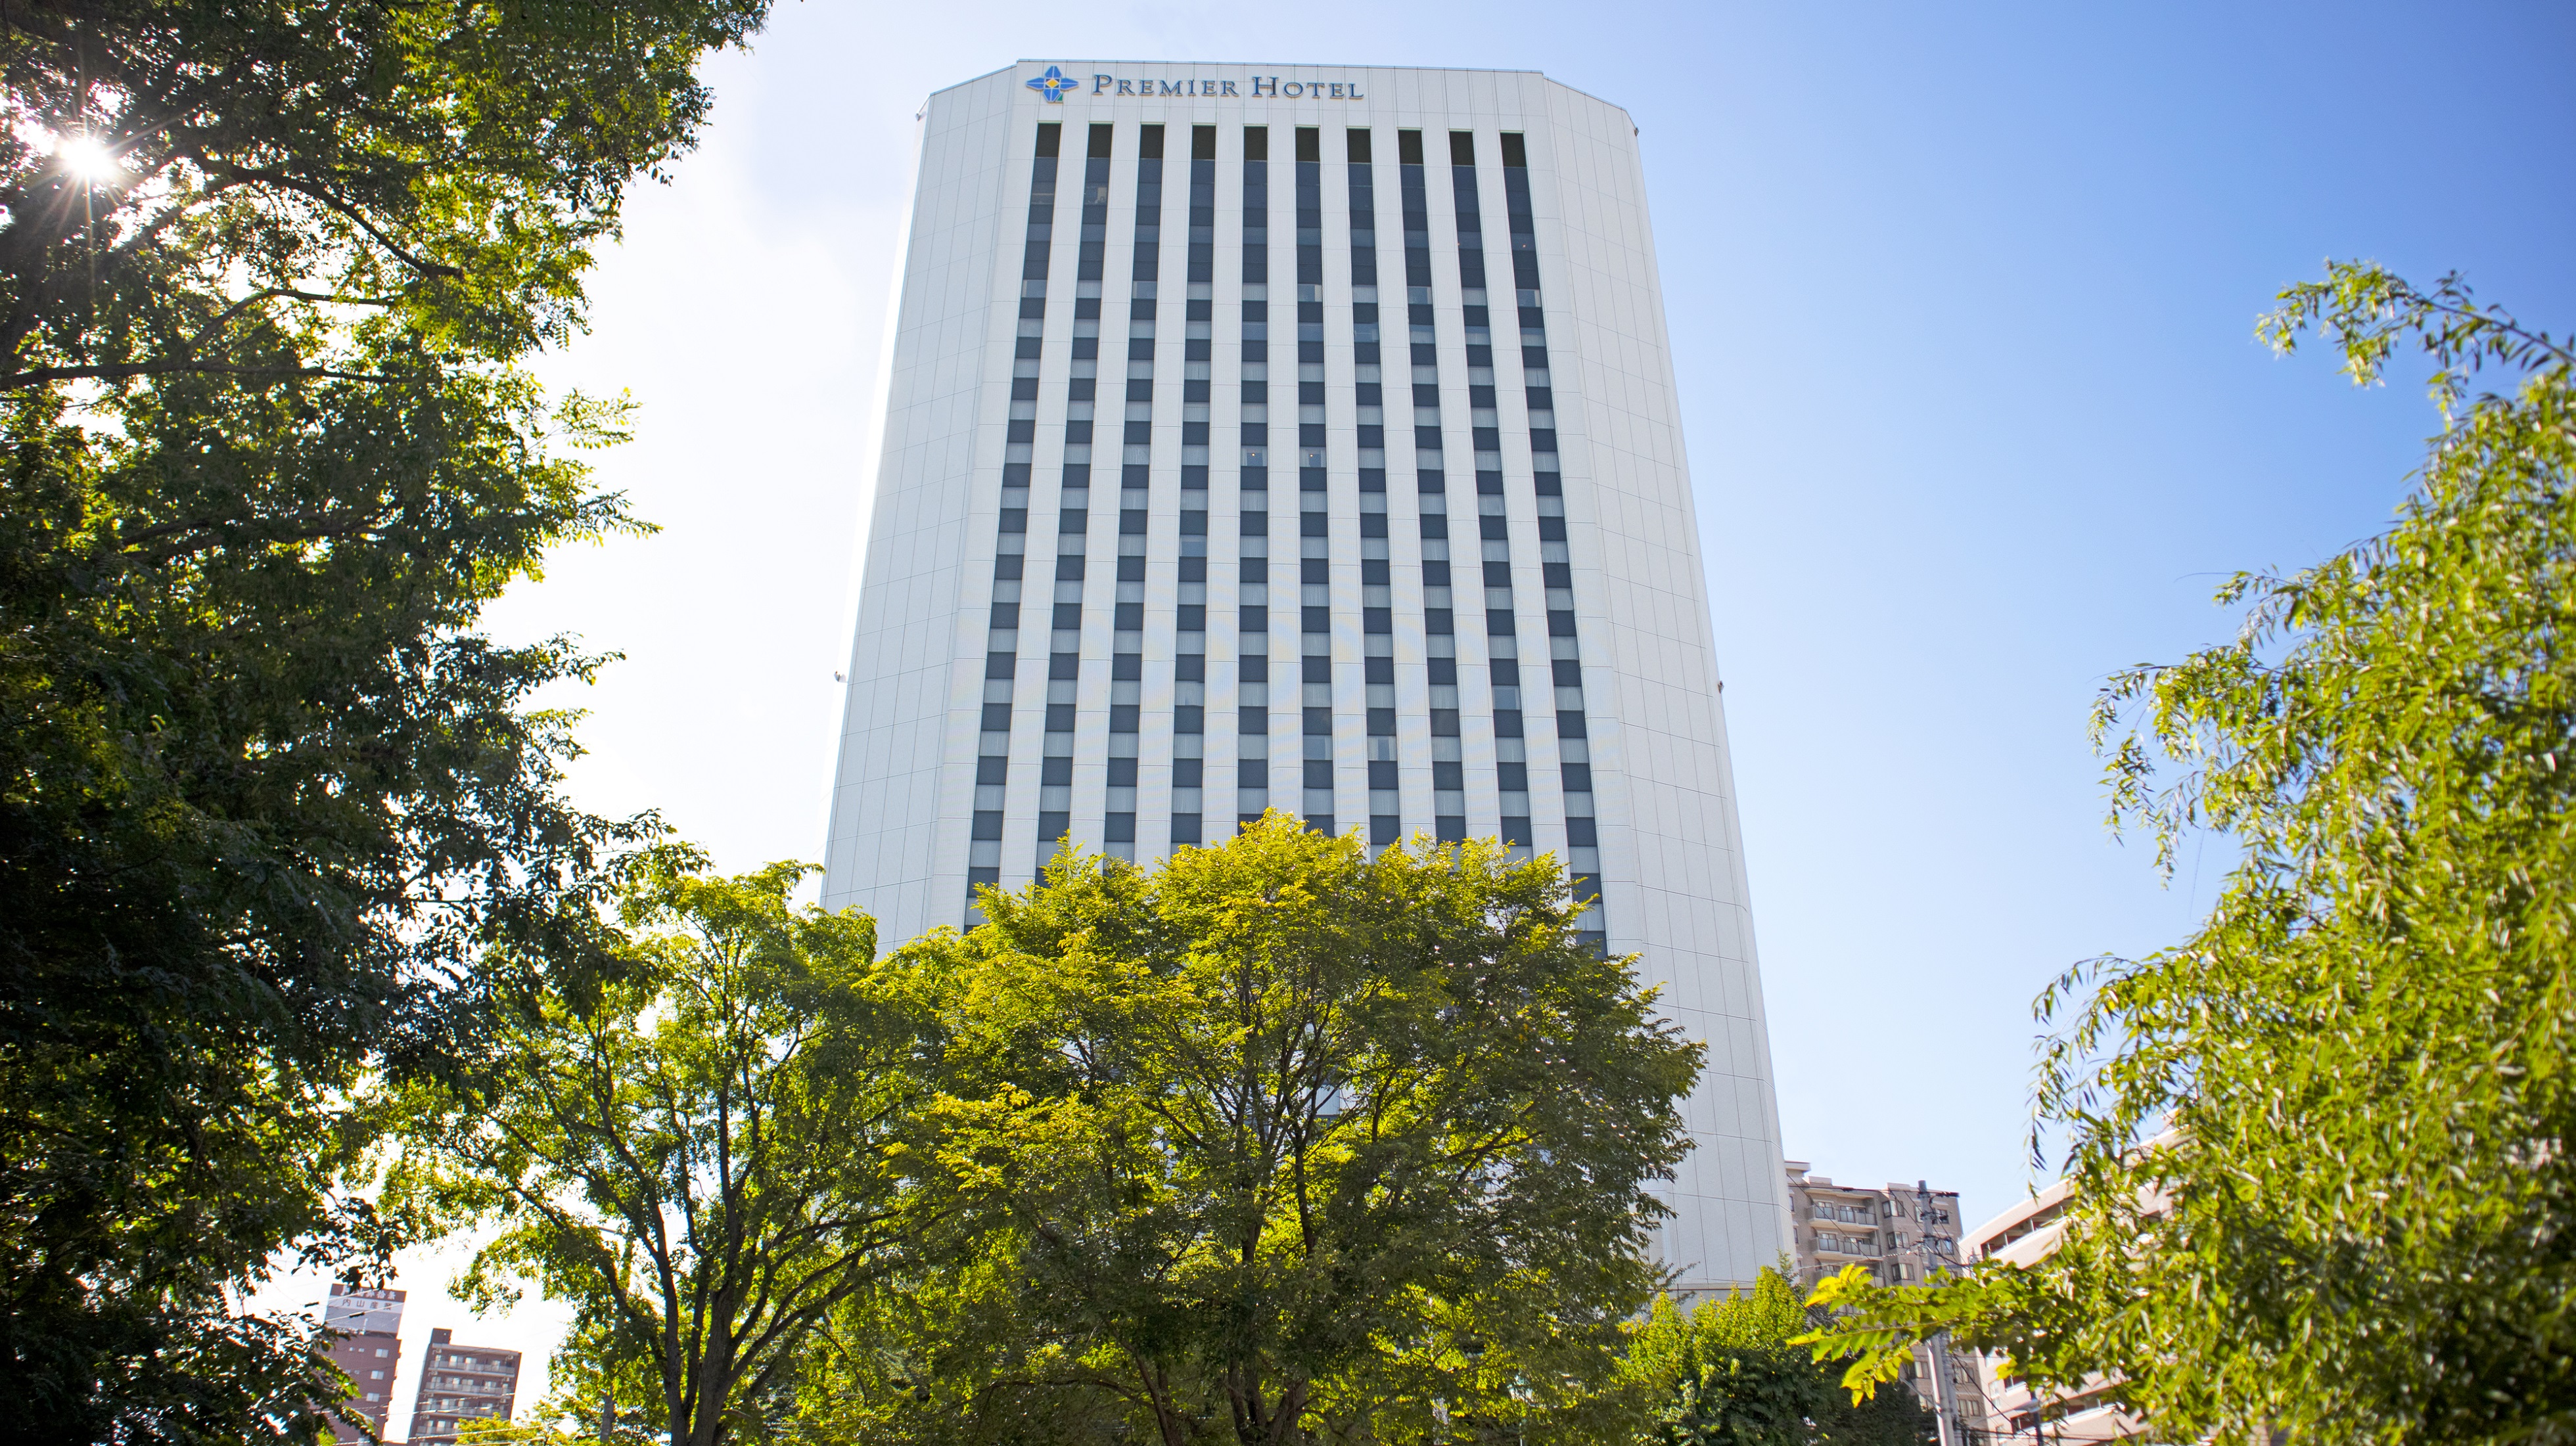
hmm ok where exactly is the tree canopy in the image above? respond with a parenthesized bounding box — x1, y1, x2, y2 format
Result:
(1803, 263, 2576, 1445)
(0, 3, 770, 1437)
(379, 846, 938, 1446)
(825, 818, 1703, 1446)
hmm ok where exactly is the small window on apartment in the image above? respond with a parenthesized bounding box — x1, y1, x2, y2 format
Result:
(1397, 129, 1423, 165)
(1500, 132, 1527, 168)
(1295, 126, 1320, 163)
(1192, 124, 1216, 160)
(1346, 128, 1371, 162)
(1448, 130, 1475, 166)
(1088, 122, 1114, 158)
(1035, 122, 1061, 158)
(1243, 125, 1267, 161)
(1139, 123, 1164, 159)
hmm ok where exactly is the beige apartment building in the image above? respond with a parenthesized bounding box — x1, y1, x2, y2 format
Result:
(1784, 1162, 1993, 1443)
(1968, 1185, 2153, 1441)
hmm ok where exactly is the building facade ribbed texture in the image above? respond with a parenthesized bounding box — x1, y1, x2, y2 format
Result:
(824, 61, 1791, 1291)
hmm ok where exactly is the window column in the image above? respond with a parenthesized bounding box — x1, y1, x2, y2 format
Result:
(971, 119, 1062, 922)
(1170, 124, 1216, 849)
(1451, 130, 1529, 861)
(1106, 122, 1164, 863)
(1294, 125, 1333, 836)
(1500, 130, 1603, 947)
(1235, 124, 1274, 832)
(1398, 129, 1464, 843)
(1347, 127, 1397, 849)
(1040, 122, 1115, 874)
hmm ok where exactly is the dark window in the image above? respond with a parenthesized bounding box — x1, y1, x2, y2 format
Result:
(986, 651, 1015, 680)
(1192, 125, 1216, 160)
(1398, 129, 1423, 165)
(1042, 756, 1074, 786)
(977, 756, 1008, 786)
(1036, 123, 1061, 159)
(1347, 128, 1371, 162)
(1089, 123, 1114, 158)
(1500, 132, 1527, 168)
(1296, 127, 1320, 162)
(1243, 125, 1267, 161)
(1140, 123, 1164, 159)
(973, 811, 1005, 840)
(1448, 131, 1475, 166)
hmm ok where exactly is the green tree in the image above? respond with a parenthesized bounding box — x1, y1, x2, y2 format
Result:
(379, 847, 938, 1446)
(1620, 1269, 1933, 1446)
(1801, 264, 2576, 1445)
(0, 3, 766, 1437)
(882, 816, 1703, 1446)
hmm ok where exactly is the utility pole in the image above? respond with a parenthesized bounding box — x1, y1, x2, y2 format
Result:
(1911, 1180, 1966, 1446)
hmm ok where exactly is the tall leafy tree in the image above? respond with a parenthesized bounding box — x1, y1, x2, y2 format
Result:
(379, 847, 941, 1446)
(0, 3, 768, 1437)
(883, 817, 1703, 1446)
(1803, 264, 2576, 1445)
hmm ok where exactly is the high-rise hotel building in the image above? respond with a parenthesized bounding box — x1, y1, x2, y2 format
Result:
(824, 62, 1792, 1289)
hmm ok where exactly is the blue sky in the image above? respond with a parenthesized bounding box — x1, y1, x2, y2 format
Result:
(394, 0, 2573, 1407)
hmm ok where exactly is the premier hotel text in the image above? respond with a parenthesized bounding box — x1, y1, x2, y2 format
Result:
(1080, 75, 1367, 99)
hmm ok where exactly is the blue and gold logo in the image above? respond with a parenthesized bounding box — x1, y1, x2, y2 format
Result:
(1026, 66, 1074, 102)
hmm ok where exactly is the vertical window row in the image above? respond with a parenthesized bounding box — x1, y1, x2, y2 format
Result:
(1172, 124, 1216, 849)
(1500, 130, 1603, 949)
(1448, 131, 1529, 865)
(1396, 129, 1464, 844)
(1036, 124, 1116, 873)
(973, 120, 1063, 919)
(1348, 129, 1398, 849)
(1294, 126, 1333, 836)
(1236, 125, 1273, 830)
(1106, 123, 1164, 862)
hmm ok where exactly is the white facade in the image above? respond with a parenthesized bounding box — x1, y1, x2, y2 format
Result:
(824, 61, 1791, 1291)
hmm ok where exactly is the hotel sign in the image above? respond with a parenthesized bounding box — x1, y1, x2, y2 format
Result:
(1026, 65, 1367, 102)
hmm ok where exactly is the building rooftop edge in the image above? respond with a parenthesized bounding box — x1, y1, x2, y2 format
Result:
(922, 61, 1634, 123)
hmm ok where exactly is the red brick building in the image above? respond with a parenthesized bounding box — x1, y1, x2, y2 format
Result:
(321, 1283, 406, 1443)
